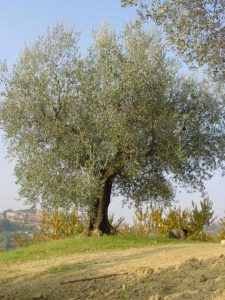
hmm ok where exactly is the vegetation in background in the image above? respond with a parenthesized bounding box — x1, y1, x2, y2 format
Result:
(121, 0, 225, 84)
(0, 231, 12, 251)
(0, 218, 35, 233)
(0, 218, 13, 232)
(216, 214, 225, 241)
(189, 198, 215, 240)
(11, 198, 222, 248)
(11, 232, 33, 248)
(132, 198, 215, 240)
(12, 208, 84, 247)
(40, 208, 84, 240)
(12, 209, 126, 247)
(0, 219, 36, 251)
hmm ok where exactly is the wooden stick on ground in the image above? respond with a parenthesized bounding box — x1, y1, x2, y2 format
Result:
(60, 272, 128, 285)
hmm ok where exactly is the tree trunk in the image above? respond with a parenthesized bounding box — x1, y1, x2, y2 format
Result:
(96, 174, 116, 234)
(86, 199, 99, 236)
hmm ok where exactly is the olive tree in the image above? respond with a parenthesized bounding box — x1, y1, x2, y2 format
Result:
(121, 0, 225, 84)
(0, 23, 224, 234)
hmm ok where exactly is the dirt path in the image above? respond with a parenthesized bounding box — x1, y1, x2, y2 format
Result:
(1, 243, 225, 299)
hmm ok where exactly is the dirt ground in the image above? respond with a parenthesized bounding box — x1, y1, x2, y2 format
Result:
(1, 243, 225, 300)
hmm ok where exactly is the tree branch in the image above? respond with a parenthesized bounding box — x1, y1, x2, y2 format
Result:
(60, 272, 128, 285)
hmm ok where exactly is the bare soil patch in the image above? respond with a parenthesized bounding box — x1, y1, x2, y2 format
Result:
(0, 243, 225, 299)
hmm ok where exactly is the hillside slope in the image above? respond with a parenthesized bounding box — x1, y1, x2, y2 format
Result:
(0, 237, 225, 299)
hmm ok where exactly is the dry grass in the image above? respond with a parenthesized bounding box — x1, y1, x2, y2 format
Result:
(0, 240, 225, 299)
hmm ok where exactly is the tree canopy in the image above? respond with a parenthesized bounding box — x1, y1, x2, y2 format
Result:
(0, 23, 224, 233)
(121, 0, 225, 84)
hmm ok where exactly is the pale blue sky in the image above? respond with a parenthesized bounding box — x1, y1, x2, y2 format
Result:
(0, 0, 224, 222)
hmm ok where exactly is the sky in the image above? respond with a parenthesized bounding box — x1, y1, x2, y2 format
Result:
(0, 0, 224, 223)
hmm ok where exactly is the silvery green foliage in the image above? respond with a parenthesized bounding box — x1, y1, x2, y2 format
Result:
(121, 0, 225, 84)
(0, 23, 224, 209)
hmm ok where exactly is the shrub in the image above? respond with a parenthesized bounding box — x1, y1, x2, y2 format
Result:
(132, 198, 215, 240)
(40, 208, 85, 240)
(108, 213, 125, 233)
(12, 232, 33, 247)
(11, 208, 85, 248)
(216, 215, 225, 241)
(188, 198, 215, 239)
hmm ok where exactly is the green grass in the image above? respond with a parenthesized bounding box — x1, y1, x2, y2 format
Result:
(0, 235, 196, 264)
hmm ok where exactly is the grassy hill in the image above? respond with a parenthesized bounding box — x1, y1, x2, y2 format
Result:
(0, 236, 224, 300)
(0, 235, 190, 263)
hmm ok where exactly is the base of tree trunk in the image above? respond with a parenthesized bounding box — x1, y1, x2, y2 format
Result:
(86, 218, 116, 236)
(86, 174, 117, 236)
(98, 218, 116, 235)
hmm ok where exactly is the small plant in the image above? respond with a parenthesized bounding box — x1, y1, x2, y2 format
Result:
(108, 213, 125, 232)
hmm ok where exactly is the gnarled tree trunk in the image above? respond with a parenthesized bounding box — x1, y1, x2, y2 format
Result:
(86, 199, 99, 236)
(96, 174, 115, 234)
(86, 173, 116, 235)
(87, 174, 116, 235)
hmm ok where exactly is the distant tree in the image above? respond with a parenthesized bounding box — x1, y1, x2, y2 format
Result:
(121, 0, 225, 84)
(0, 231, 12, 251)
(0, 23, 225, 234)
(0, 219, 13, 232)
